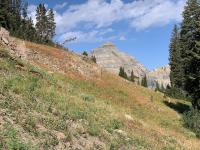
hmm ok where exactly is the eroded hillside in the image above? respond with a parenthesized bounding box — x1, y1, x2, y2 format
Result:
(0, 33, 200, 149)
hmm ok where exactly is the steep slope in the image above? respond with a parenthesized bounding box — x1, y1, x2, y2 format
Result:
(1, 30, 200, 149)
(91, 42, 147, 78)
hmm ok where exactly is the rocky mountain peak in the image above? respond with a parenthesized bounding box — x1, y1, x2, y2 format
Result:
(92, 42, 147, 79)
(92, 42, 170, 88)
(102, 42, 115, 47)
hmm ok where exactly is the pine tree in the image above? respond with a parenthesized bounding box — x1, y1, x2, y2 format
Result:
(141, 75, 148, 87)
(46, 8, 56, 40)
(11, 0, 22, 34)
(36, 4, 48, 42)
(119, 67, 128, 79)
(25, 17, 38, 41)
(130, 70, 135, 82)
(91, 55, 96, 63)
(179, 0, 200, 109)
(82, 51, 88, 56)
(169, 25, 182, 88)
(0, 0, 10, 29)
(22, 0, 28, 19)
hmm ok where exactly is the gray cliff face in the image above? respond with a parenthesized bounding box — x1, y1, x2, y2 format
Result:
(147, 65, 171, 88)
(91, 42, 170, 88)
(91, 42, 147, 78)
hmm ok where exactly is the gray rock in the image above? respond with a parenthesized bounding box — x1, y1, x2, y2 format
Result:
(91, 42, 147, 79)
(2, 37, 9, 45)
(147, 65, 171, 88)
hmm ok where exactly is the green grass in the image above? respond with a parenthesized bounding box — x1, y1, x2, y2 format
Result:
(0, 123, 34, 150)
(0, 48, 200, 149)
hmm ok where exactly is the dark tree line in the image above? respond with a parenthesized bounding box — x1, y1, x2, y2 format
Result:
(119, 67, 148, 86)
(169, 0, 200, 109)
(0, 0, 56, 44)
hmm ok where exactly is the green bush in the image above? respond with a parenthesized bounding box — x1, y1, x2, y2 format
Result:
(165, 87, 188, 100)
(183, 109, 200, 138)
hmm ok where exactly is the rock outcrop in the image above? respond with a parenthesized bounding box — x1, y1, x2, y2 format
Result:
(0, 27, 28, 59)
(147, 65, 171, 88)
(91, 42, 147, 79)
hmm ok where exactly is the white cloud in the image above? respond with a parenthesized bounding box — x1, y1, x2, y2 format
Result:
(56, 29, 118, 43)
(54, 2, 68, 10)
(28, 5, 37, 25)
(28, 0, 186, 43)
(55, 0, 186, 33)
(129, 0, 186, 30)
(119, 36, 126, 41)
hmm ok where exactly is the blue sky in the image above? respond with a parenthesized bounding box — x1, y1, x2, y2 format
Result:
(27, 0, 186, 70)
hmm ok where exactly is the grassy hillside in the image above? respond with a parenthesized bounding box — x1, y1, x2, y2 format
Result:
(0, 44, 200, 150)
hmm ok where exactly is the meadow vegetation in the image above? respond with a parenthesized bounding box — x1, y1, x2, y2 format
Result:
(0, 48, 200, 149)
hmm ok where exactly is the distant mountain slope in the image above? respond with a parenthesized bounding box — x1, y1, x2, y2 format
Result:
(147, 65, 171, 88)
(91, 42, 170, 88)
(91, 42, 147, 78)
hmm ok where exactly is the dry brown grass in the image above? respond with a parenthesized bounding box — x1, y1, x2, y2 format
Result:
(1, 41, 200, 149)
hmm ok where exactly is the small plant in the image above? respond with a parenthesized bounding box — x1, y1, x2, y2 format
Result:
(111, 119, 122, 130)
(91, 55, 96, 63)
(87, 122, 100, 136)
(82, 51, 88, 56)
(22, 116, 38, 136)
(82, 94, 95, 102)
(106, 119, 122, 133)
(42, 133, 59, 149)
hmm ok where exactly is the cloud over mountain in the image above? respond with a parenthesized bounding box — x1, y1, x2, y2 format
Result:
(28, 0, 186, 43)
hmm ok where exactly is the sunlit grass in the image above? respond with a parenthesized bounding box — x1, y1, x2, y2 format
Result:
(0, 48, 199, 149)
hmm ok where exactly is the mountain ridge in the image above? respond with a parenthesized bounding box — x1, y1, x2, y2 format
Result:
(91, 42, 170, 88)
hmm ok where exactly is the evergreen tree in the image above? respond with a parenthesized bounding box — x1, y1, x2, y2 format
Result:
(91, 55, 96, 63)
(22, 0, 28, 19)
(130, 70, 135, 82)
(169, 25, 182, 88)
(11, 0, 22, 34)
(82, 51, 88, 56)
(179, 0, 200, 109)
(25, 17, 38, 41)
(141, 75, 148, 87)
(0, 1, 55, 44)
(119, 67, 128, 79)
(36, 4, 48, 42)
(0, 0, 10, 28)
(46, 8, 56, 40)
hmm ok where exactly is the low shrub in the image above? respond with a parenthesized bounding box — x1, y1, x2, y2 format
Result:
(183, 108, 200, 138)
(82, 94, 95, 102)
(165, 87, 188, 100)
